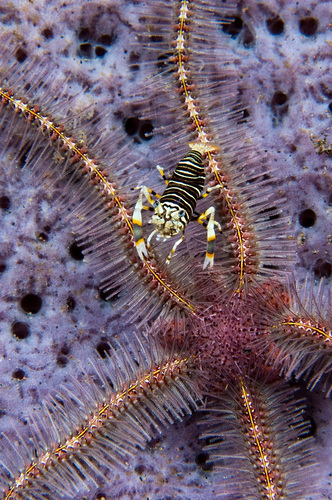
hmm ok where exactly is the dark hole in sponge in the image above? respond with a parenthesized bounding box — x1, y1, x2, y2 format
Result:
(266, 16, 284, 35)
(41, 27, 53, 40)
(298, 208, 316, 227)
(0, 195, 10, 210)
(0, 263, 6, 273)
(20, 294, 42, 314)
(124, 117, 140, 135)
(60, 345, 70, 356)
(79, 43, 92, 58)
(313, 259, 331, 279)
(57, 354, 69, 367)
(139, 120, 153, 141)
(99, 286, 120, 302)
(299, 17, 318, 37)
(272, 91, 288, 106)
(195, 452, 213, 471)
(15, 47, 27, 63)
(12, 368, 25, 380)
(36, 232, 49, 242)
(99, 289, 109, 302)
(66, 296, 76, 311)
(97, 341, 111, 358)
(69, 242, 84, 261)
(221, 17, 243, 37)
(12, 321, 30, 339)
(95, 46, 107, 58)
(78, 27, 91, 42)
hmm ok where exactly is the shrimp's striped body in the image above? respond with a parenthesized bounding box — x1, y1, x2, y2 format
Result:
(133, 143, 221, 268)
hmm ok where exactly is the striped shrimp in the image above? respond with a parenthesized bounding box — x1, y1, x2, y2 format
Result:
(133, 143, 221, 268)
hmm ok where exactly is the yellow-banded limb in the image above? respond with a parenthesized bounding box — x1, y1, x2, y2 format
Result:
(197, 206, 221, 269)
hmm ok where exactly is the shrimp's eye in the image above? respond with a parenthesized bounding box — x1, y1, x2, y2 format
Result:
(153, 200, 159, 208)
(178, 209, 185, 217)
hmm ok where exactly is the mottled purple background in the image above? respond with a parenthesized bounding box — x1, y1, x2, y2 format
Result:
(0, 1, 331, 498)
